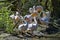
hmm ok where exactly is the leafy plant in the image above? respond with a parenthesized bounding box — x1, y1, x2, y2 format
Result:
(0, 7, 14, 33)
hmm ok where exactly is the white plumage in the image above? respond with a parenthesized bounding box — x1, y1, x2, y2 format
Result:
(10, 14, 15, 19)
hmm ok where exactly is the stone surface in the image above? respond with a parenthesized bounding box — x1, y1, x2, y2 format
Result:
(0, 33, 60, 40)
(0, 33, 11, 38)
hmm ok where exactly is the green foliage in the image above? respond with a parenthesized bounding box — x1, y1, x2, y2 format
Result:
(21, 0, 26, 6)
(0, 7, 14, 33)
(41, 0, 46, 6)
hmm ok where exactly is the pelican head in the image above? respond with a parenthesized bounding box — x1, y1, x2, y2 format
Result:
(16, 11, 19, 15)
(36, 5, 43, 12)
(29, 8, 33, 13)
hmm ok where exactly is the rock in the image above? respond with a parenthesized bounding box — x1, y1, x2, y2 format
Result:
(0, 33, 11, 38)
(33, 31, 44, 36)
(4, 36, 20, 40)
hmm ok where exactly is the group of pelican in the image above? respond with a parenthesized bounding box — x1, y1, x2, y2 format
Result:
(10, 5, 50, 36)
